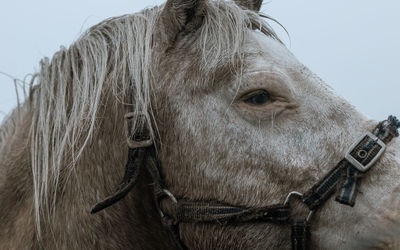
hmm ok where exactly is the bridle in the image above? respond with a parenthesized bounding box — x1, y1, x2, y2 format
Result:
(91, 114, 400, 250)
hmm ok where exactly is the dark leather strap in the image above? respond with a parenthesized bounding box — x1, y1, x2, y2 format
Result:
(156, 200, 289, 250)
(303, 160, 346, 210)
(291, 219, 310, 250)
(91, 115, 400, 250)
(174, 202, 290, 223)
(161, 215, 188, 250)
(303, 116, 400, 210)
(90, 147, 144, 214)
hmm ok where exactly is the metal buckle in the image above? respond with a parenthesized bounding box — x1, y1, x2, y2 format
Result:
(284, 191, 314, 223)
(345, 132, 386, 172)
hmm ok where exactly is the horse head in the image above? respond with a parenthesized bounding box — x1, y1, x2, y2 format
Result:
(1, 0, 399, 249)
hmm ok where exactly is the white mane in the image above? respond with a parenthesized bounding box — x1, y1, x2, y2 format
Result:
(26, 0, 278, 233)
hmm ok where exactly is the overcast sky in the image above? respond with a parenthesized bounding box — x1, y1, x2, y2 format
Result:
(0, 0, 398, 121)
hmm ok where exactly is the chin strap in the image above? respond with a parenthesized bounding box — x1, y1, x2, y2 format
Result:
(91, 115, 399, 250)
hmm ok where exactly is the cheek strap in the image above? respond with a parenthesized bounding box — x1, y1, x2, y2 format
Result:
(91, 115, 400, 250)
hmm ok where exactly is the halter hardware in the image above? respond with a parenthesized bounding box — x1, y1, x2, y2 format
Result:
(157, 189, 178, 218)
(284, 192, 314, 223)
(125, 112, 153, 148)
(344, 132, 386, 172)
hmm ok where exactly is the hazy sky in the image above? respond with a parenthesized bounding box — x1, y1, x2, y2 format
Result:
(0, 0, 398, 121)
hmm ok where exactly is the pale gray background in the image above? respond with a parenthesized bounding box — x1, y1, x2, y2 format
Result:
(0, 0, 398, 121)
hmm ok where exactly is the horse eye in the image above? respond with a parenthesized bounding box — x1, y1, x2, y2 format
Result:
(243, 91, 271, 105)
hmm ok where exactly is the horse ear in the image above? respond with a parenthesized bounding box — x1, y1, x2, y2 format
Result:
(234, 0, 263, 11)
(156, 0, 206, 47)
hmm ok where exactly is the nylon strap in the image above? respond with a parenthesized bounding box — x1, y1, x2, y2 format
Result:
(303, 160, 347, 210)
(334, 130, 383, 206)
(335, 165, 361, 206)
(336, 116, 399, 206)
(161, 215, 188, 250)
(291, 219, 310, 250)
(156, 200, 289, 249)
(174, 202, 290, 223)
(303, 116, 400, 209)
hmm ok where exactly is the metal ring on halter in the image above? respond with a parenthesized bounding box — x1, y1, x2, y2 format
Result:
(306, 210, 315, 223)
(284, 191, 303, 206)
(162, 189, 178, 203)
(284, 191, 315, 223)
(158, 189, 178, 218)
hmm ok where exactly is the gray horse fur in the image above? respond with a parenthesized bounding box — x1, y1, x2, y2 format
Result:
(0, 0, 399, 249)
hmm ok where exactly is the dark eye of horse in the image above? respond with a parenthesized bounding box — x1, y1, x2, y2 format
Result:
(243, 91, 271, 105)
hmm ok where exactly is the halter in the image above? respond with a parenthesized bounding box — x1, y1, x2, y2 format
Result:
(91, 115, 400, 250)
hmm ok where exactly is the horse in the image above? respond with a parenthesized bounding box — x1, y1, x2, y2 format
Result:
(0, 0, 399, 249)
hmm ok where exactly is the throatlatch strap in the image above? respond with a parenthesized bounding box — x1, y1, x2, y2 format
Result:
(161, 215, 188, 250)
(142, 147, 189, 250)
(291, 219, 310, 250)
(90, 148, 144, 214)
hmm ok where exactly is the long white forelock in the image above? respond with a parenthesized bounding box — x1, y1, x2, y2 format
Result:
(198, 1, 279, 72)
(25, 0, 278, 236)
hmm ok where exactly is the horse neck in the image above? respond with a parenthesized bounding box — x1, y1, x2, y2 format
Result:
(41, 99, 173, 249)
(0, 100, 172, 249)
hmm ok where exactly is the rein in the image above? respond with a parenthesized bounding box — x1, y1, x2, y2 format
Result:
(91, 115, 400, 249)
